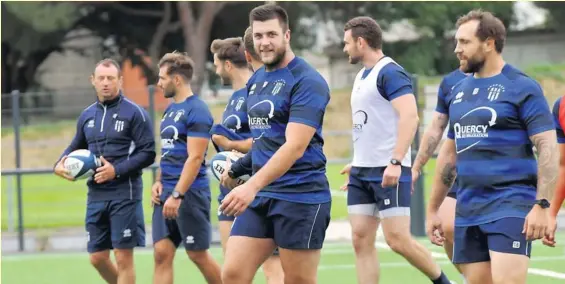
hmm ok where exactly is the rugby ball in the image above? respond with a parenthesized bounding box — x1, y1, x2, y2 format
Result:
(64, 149, 101, 180)
(210, 151, 250, 185)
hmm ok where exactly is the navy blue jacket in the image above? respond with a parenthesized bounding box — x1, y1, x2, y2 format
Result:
(58, 93, 156, 202)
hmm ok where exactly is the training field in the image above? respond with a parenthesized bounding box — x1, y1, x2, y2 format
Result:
(3, 235, 565, 284)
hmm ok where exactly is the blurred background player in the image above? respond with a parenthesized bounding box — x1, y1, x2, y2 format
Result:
(150, 52, 222, 284)
(243, 27, 263, 72)
(339, 16, 451, 284)
(219, 4, 332, 284)
(543, 94, 565, 247)
(427, 10, 557, 284)
(412, 68, 468, 277)
(54, 58, 156, 284)
(210, 36, 284, 284)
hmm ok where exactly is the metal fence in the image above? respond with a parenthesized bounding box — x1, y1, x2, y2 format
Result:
(1, 76, 426, 252)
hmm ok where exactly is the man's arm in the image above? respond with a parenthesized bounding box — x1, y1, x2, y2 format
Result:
(380, 66, 419, 161)
(245, 77, 330, 192)
(227, 138, 253, 153)
(551, 143, 565, 216)
(230, 150, 253, 177)
(519, 84, 559, 202)
(530, 130, 559, 201)
(113, 108, 156, 177)
(427, 139, 457, 214)
(391, 95, 419, 160)
(173, 137, 209, 195)
(412, 113, 449, 172)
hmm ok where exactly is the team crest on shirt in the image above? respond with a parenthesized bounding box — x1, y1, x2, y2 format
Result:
(487, 84, 505, 101)
(271, 79, 286, 95)
(235, 97, 245, 111)
(174, 110, 185, 122)
(249, 84, 257, 95)
(352, 110, 368, 142)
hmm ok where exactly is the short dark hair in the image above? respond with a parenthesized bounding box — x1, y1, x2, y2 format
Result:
(344, 17, 383, 50)
(158, 51, 195, 80)
(94, 58, 121, 76)
(456, 9, 506, 53)
(210, 37, 248, 68)
(243, 27, 260, 61)
(249, 4, 289, 31)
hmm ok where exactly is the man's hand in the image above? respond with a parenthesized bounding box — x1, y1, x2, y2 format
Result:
(382, 164, 401, 188)
(426, 211, 445, 246)
(523, 205, 550, 241)
(219, 182, 257, 217)
(411, 168, 421, 195)
(542, 213, 558, 247)
(54, 156, 76, 181)
(220, 157, 240, 190)
(339, 163, 352, 191)
(94, 156, 116, 184)
(163, 196, 182, 219)
(212, 134, 233, 150)
(151, 181, 163, 206)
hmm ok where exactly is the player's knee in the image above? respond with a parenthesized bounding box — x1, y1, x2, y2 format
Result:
(113, 249, 134, 270)
(351, 229, 375, 253)
(154, 247, 174, 266)
(186, 250, 209, 265)
(384, 230, 410, 254)
(89, 251, 110, 268)
(221, 264, 250, 283)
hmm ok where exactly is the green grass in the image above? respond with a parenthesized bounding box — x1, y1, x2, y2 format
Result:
(2, 236, 565, 284)
(0, 163, 354, 230)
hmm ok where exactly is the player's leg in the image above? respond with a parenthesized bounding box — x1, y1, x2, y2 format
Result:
(484, 218, 531, 284)
(109, 199, 146, 284)
(378, 181, 450, 283)
(86, 201, 118, 284)
(261, 250, 284, 284)
(438, 194, 461, 272)
(223, 198, 278, 284)
(151, 203, 181, 284)
(453, 225, 493, 284)
(272, 199, 332, 284)
(218, 198, 236, 255)
(178, 189, 222, 284)
(347, 175, 380, 284)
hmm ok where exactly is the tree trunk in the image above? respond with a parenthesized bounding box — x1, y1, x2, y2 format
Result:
(177, 2, 226, 95)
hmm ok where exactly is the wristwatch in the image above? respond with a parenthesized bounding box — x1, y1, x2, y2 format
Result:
(172, 191, 184, 200)
(228, 169, 238, 179)
(390, 159, 402, 166)
(534, 199, 550, 209)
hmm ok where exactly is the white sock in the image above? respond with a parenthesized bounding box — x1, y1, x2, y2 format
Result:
(461, 274, 467, 284)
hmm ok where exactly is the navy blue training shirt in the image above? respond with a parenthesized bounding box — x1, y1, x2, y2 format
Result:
(436, 69, 469, 115)
(445, 64, 554, 226)
(159, 95, 214, 201)
(232, 56, 331, 204)
(59, 93, 156, 202)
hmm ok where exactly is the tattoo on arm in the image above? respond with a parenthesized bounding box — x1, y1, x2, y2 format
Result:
(414, 113, 450, 168)
(531, 131, 559, 200)
(441, 162, 457, 187)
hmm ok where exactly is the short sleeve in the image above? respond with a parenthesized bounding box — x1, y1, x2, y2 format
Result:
(185, 104, 213, 138)
(435, 77, 450, 114)
(377, 64, 414, 101)
(552, 97, 565, 143)
(288, 76, 330, 129)
(518, 82, 555, 137)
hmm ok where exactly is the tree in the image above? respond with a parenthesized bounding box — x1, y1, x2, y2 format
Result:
(534, 1, 565, 29)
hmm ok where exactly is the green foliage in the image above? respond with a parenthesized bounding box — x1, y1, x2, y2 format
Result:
(534, 2, 565, 28)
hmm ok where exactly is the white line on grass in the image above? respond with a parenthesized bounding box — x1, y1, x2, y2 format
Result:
(527, 268, 565, 279)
